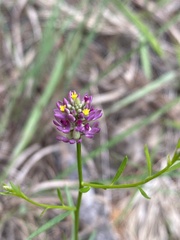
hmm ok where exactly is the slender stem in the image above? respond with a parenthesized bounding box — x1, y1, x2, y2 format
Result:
(82, 146, 180, 190)
(74, 143, 83, 240)
(82, 164, 172, 189)
(20, 195, 76, 211)
(77, 143, 83, 186)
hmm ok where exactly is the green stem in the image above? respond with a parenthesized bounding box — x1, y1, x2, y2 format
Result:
(74, 143, 83, 240)
(20, 195, 76, 211)
(82, 164, 172, 189)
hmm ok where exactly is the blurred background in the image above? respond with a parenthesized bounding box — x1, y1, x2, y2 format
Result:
(0, 0, 180, 239)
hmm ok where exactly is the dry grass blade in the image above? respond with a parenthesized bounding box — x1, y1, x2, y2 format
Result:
(32, 180, 78, 193)
(13, 145, 60, 184)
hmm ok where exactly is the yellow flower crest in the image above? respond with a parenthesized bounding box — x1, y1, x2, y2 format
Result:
(82, 108, 90, 116)
(60, 105, 66, 112)
(71, 91, 78, 100)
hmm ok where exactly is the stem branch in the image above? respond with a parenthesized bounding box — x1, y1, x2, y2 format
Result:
(82, 164, 171, 189)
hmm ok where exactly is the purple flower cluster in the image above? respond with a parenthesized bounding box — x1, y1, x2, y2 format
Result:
(53, 90, 102, 144)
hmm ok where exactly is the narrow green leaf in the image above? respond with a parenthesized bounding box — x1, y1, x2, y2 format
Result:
(65, 187, 74, 208)
(0, 192, 8, 196)
(57, 188, 64, 205)
(79, 186, 91, 193)
(164, 120, 180, 130)
(171, 143, 180, 164)
(65, 187, 75, 240)
(176, 139, 180, 149)
(64, 0, 104, 90)
(144, 145, 152, 176)
(138, 187, 151, 199)
(10, 182, 21, 195)
(40, 208, 49, 217)
(27, 211, 70, 240)
(167, 155, 172, 166)
(167, 162, 180, 172)
(111, 156, 128, 185)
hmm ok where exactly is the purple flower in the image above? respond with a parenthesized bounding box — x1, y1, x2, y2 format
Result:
(53, 90, 103, 144)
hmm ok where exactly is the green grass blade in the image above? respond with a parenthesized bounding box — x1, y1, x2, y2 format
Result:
(64, 30, 95, 90)
(0, 50, 66, 182)
(29, 1, 62, 82)
(65, 187, 75, 240)
(176, 139, 180, 149)
(105, 71, 177, 116)
(64, 29, 93, 89)
(164, 120, 180, 130)
(12, 51, 66, 159)
(27, 211, 71, 240)
(144, 145, 152, 176)
(112, 0, 162, 55)
(82, 43, 142, 93)
(158, 12, 180, 36)
(0, 0, 65, 135)
(140, 35, 152, 80)
(111, 156, 128, 185)
(64, 0, 106, 90)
